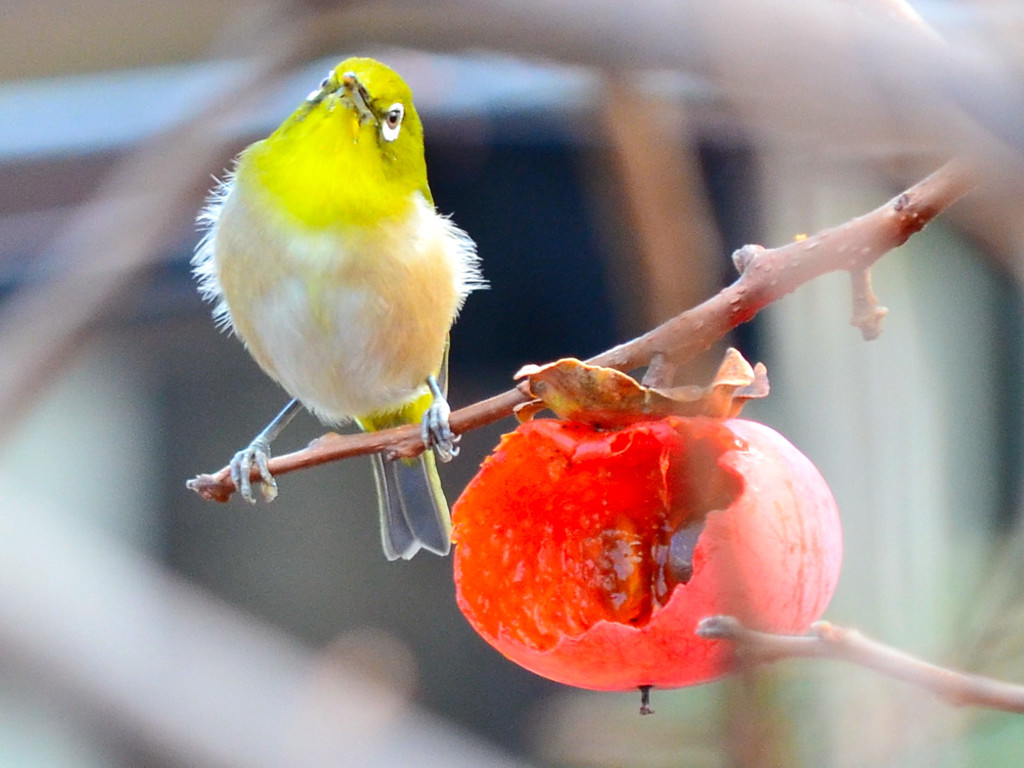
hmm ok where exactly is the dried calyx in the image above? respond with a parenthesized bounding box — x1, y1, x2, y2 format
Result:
(514, 347, 769, 427)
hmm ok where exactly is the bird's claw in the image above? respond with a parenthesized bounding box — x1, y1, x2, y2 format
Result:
(422, 393, 460, 463)
(229, 436, 278, 502)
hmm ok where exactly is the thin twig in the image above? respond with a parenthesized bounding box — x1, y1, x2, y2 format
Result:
(849, 267, 889, 340)
(188, 160, 977, 502)
(698, 616, 1024, 713)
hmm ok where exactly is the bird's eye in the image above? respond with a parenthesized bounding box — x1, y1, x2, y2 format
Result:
(306, 72, 333, 102)
(381, 103, 404, 142)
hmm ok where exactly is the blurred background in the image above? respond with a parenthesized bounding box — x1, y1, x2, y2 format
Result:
(2, 0, 1024, 765)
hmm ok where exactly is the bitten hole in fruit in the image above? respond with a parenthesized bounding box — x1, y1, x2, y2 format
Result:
(593, 426, 744, 628)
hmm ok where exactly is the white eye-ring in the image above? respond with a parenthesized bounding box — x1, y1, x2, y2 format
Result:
(381, 103, 404, 142)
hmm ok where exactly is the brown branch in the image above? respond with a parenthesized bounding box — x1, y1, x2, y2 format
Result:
(698, 616, 1024, 713)
(188, 159, 977, 502)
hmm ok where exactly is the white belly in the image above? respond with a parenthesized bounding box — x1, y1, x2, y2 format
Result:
(250, 277, 419, 419)
(193, 180, 483, 424)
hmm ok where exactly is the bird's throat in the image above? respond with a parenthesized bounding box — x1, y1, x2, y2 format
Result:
(241, 115, 413, 231)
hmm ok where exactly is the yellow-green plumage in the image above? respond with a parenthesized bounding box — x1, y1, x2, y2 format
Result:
(193, 57, 483, 559)
(248, 61, 429, 228)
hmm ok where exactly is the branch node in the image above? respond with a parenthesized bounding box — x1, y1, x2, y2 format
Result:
(695, 614, 741, 639)
(810, 620, 843, 642)
(731, 244, 766, 275)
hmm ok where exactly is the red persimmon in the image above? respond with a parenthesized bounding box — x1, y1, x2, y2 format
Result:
(452, 416, 842, 690)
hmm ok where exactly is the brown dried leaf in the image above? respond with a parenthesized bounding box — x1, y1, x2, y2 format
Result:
(514, 348, 769, 428)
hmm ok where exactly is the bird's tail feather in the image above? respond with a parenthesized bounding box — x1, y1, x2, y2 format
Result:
(371, 451, 451, 561)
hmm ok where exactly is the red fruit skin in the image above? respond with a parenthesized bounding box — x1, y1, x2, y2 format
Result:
(452, 417, 842, 691)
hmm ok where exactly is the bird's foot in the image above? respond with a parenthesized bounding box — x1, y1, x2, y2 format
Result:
(229, 435, 278, 502)
(422, 375, 460, 463)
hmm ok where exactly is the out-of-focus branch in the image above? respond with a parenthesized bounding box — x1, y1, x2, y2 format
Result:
(316, 0, 1024, 171)
(698, 616, 1024, 713)
(0, 8, 324, 442)
(0, 493, 536, 768)
(600, 76, 722, 332)
(189, 160, 977, 502)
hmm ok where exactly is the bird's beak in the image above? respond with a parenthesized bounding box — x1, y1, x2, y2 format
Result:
(340, 72, 375, 126)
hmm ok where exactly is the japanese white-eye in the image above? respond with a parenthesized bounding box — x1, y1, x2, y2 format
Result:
(192, 57, 484, 560)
